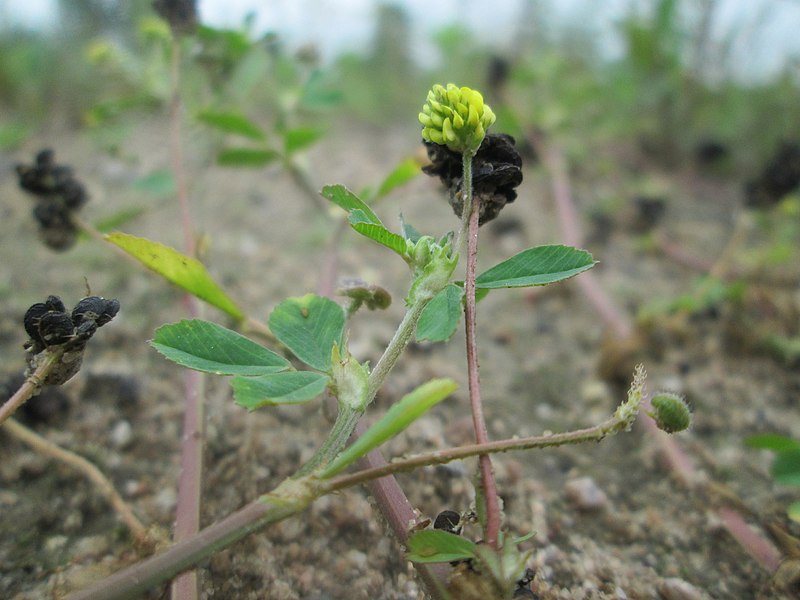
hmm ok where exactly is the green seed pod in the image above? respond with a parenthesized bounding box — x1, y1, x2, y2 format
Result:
(419, 83, 496, 155)
(648, 392, 692, 433)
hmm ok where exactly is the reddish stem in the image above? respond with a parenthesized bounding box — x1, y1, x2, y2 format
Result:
(464, 190, 501, 549)
(169, 35, 202, 600)
(355, 421, 450, 598)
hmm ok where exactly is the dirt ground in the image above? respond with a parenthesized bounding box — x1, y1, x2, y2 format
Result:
(1, 117, 798, 599)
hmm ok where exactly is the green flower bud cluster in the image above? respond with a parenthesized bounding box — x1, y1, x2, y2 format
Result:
(419, 84, 496, 155)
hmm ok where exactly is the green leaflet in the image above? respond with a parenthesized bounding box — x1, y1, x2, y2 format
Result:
(406, 530, 477, 563)
(232, 371, 330, 409)
(197, 110, 266, 140)
(349, 213, 408, 257)
(151, 319, 289, 375)
(320, 378, 457, 478)
(268, 294, 346, 372)
(106, 232, 245, 320)
(321, 184, 382, 225)
(376, 158, 420, 199)
(217, 148, 279, 167)
(476, 244, 595, 289)
(416, 284, 464, 342)
(284, 127, 325, 155)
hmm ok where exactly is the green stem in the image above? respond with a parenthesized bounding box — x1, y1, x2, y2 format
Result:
(366, 298, 431, 402)
(295, 404, 363, 477)
(326, 410, 637, 492)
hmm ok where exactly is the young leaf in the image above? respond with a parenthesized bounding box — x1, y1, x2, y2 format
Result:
(349, 213, 408, 257)
(131, 170, 176, 198)
(321, 184, 382, 225)
(197, 110, 266, 140)
(284, 127, 325, 155)
(217, 148, 279, 167)
(268, 295, 346, 371)
(772, 449, 800, 486)
(320, 378, 457, 478)
(476, 244, 595, 289)
(399, 214, 423, 243)
(106, 232, 245, 320)
(416, 284, 464, 342)
(788, 501, 800, 524)
(406, 530, 477, 563)
(745, 434, 800, 452)
(376, 158, 421, 199)
(151, 319, 289, 375)
(92, 207, 147, 233)
(232, 371, 329, 409)
(301, 70, 343, 109)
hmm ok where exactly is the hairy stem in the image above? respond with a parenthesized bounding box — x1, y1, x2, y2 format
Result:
(64, 391, 640, 600)
(366, 298, 431, 403)
(461, 151, 501, 548)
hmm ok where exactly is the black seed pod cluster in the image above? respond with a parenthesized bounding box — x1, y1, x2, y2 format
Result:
(15, 149, 88, 251)
(23, 294, 119, 386)
(422, 133, 523, 225)
(24, 295, 119, 355)
(745, 141, 800, 209)
(152, 0, 198, 35)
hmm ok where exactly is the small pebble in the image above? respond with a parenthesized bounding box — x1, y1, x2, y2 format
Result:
(346, 549, 368, 571)
(110, 420, 133, 448)
(72, 535, 110, 561)
(45, 535, 68, 552)
(658, 577, 706, 600)
(564, 476, 608, 511)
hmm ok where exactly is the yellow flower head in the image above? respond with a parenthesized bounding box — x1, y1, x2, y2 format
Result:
(419, 83, 496, 155)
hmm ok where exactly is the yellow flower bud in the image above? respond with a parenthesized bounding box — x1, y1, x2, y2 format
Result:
(419, 83, 496, 155)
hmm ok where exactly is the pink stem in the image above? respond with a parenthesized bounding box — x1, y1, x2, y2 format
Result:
(464, 192, 501, 549)
(169, 35, 202, 600)
(355, 423, 450, 598)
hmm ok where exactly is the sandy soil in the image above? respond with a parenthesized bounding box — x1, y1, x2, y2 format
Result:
(1, 117, 798, 599)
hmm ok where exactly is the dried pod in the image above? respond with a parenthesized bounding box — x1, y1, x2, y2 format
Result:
(422, 133, 523, 225)
(24, 303, 51, 343)
(71, 296, 104, 326)
(152, 0, 198, 35)
(75, 319, 98, 340)
(38, 312, 75, 346)
(337, 280, 392, 313)
(17, 149, 88, 251)
(433, 510, 462, 535)
(24, 296, 67, 345)
(70, 296, 119, 341)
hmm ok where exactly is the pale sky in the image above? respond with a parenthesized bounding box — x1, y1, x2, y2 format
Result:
(3, 0, 800, 80)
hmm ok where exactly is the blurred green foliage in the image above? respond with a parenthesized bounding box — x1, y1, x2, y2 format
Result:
(0, 0, 798, 171)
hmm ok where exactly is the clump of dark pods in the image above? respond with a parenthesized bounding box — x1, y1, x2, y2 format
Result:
(422, 133, 523, 225)
(744, 141, 800, 209)
(23, 295, 120, 385)
(152, 0, 198, 35)
(16, 149, 88, 251)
